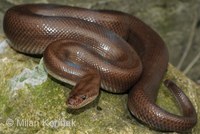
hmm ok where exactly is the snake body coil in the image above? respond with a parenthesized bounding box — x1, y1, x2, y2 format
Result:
(3, 4, 197, 132)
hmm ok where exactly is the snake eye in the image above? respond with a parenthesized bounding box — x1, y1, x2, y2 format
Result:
(80, 95, 87, 100)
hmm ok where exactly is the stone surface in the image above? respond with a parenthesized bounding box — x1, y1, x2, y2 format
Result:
(0, 34, 199, 134)
(0, 0, 199, 133)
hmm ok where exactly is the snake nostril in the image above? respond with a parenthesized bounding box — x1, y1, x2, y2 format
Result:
(67, 97, 76, 105)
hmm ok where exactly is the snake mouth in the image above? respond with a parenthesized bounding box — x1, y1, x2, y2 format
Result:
(67, 94, 98, 109)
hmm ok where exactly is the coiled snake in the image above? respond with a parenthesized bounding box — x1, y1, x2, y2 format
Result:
(3, 4, 197, 132)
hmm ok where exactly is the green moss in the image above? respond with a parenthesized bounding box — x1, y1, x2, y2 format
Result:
(0, 0, 200, 132)
(0, 35, 199, 134)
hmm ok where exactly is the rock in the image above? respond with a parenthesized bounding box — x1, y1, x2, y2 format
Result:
(0, 0, 199, 133)
(0, 35, 199, 133)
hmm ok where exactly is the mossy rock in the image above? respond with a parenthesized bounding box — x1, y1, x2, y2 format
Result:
(0, 0, 199, 133)
(0, 34, 199, 134)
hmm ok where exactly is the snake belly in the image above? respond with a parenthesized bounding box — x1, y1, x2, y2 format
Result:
(3, 4, 197, 132)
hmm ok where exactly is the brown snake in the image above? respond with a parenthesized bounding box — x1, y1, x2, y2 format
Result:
(3, 4, 197, 132)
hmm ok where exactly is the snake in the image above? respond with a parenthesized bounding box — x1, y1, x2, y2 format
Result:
(3, 4, 197, 132)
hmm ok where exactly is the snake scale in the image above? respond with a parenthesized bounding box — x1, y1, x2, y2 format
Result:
(3, 4, 197, 132)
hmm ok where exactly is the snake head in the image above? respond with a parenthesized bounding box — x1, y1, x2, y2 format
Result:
(67, 93, 97, 109)
(67, 73, 100, 109)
